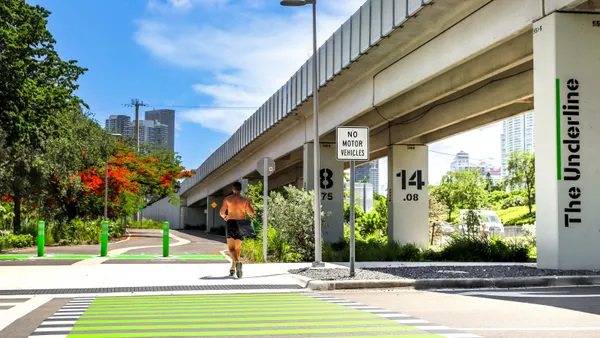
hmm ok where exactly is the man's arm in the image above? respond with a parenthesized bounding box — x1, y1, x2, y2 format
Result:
(246, 199, 255, 216)
(219, 198, 228, 220)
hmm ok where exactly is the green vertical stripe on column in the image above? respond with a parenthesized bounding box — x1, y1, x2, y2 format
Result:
(556, 78, 562, 180)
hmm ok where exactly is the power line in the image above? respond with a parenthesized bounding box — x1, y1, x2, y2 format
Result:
(149, 104, 259, 110)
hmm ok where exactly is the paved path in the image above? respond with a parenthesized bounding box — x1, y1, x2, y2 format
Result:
(1, 229, 228, 265)
(322, 286, 600, 338)
(19, 293, 473, 338)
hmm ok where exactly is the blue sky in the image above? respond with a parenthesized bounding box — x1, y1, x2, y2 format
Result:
(28, 0, 503, 185)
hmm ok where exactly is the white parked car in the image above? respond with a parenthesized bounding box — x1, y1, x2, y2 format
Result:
(458, 209, 504, 235)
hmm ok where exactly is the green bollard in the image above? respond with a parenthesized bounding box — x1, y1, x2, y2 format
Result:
(163, 222, 170, 257)
(37, 221, 45, 257)
(101, 221, 109, 257)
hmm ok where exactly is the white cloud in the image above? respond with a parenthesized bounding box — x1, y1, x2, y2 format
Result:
(135, 0, 366, 134)
(147, 0, 229, 13)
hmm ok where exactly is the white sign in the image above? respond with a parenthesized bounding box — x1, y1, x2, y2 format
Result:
(336, 126, 369, 161)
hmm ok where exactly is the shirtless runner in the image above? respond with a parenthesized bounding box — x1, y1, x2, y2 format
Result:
(220, 181, 255, 278)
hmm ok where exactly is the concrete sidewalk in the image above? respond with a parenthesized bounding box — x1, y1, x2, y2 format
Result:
(0, 262, 315, 296)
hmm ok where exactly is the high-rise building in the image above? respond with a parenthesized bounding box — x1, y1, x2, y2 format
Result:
(354, 160, 380, 194)
(131, 120, 169, 150)
(105, 115, 131, 135)
(500, 111, 535, 175)
(145, 109, 175, 152)
(450, 151, 499, 181)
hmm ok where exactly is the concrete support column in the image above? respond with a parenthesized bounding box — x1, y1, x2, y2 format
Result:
(387, 145, 429, 247)
(240, 178, 249, 196)
(534, 12, 600, 269)
(303, 142, 344, 243)
(206, 196, 225, 232)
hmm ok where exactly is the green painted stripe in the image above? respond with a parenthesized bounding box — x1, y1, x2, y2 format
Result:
(67, 326, 416, 337)
(556, 78, 562, 180)
(88, 299, 324, 308)
(0, 254, 97, 260)
(84, 303, 344, 314)
(81, 309, 360, 318)
(0, 255, 31, 260)
(76, 313, 378, 324)
(91, 296, 317, 303)
(67, 332, 436, 338)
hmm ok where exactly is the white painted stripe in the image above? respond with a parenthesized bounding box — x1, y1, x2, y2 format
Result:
(414, 325, 451, 330)
(396, 319, 430, 324)
(0, 296, 52, 332)
(35, 327, 73, 333)
(67, 301, 92, 305)
(48, 316, 80, 320)
(457, 327, 600, 331)
(440, 334, 481, 338)
(29, 335, 67, 338)
(74, 298, 95, 300)
(55, 311, 84, 315)
(62, 305, 90, 309)
(0, 303, 23, 307)
(40, 321, 76, 326)
(378, 313, 411, 318)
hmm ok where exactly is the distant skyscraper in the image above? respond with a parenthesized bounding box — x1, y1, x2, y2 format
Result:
(500, 112, 535, 175)
(105, 115, 131, 135)
(145, 109, 175, 152)
(354, 161, 379, 194)
(132, 120, 169, 150)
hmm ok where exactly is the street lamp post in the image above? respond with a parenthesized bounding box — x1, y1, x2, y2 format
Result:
(105, 133, 122, 221)
(280, 0, 324, 267)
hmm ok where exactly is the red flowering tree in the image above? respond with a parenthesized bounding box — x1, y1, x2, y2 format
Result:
(75, 142, 194, 219)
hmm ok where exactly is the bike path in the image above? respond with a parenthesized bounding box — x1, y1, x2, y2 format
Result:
(27, 293, 475, 337)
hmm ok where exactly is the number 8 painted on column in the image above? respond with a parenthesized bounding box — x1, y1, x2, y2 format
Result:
(320, 168, 333, 189)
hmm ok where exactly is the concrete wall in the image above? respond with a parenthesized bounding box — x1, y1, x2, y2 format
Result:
(142, 197, 182, 230)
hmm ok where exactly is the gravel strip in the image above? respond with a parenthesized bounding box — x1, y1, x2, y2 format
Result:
(289, 266, 600, 281)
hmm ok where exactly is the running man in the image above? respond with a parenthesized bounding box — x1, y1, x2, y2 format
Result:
(220, 181, 255, 278)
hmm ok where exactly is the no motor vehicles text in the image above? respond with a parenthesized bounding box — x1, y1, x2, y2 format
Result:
(341, 140, 364, 147)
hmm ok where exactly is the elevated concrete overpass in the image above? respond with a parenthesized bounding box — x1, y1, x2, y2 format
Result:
(169, 0, 600, 270)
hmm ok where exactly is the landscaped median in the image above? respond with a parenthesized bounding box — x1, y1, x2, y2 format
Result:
(288, 264, 600, 291)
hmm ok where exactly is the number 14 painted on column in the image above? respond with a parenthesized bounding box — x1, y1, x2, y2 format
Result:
(396, 170, 425, 190)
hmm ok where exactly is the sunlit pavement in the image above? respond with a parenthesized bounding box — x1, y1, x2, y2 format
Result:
(323, 286, 600, 338)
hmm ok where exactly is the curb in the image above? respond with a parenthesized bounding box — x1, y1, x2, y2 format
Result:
(288, 273, 600, 290)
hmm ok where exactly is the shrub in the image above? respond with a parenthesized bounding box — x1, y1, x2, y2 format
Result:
(268, 185, 327, 262)
(439, 235, 532, 262)
(127, 219, 163, 229)
(0, 234, 34, 251)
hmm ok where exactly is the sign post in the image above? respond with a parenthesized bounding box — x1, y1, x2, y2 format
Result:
(37, 221, 45, 257)
(257, 157, 275, 262)
(101, 221, 109, 257)
(336, 126, 369, 277)
(163, 222, 170, 257)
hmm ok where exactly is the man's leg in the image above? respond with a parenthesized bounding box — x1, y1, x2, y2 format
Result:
(227, 238, 236, 272)
(234, 239, 243, 278)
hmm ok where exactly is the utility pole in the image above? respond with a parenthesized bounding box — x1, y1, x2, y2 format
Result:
(124, 99, 149, 153)
(123, 99, 149, 225)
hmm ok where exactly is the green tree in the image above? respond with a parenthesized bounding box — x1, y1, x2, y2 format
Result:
(434, 173, 459, 222)
(0, 0, 87, 232)
(506, 150, 535, 215)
